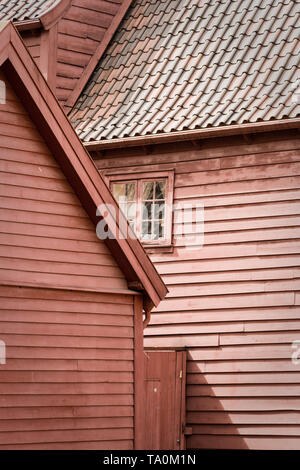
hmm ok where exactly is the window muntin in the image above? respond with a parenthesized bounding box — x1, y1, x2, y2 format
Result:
(111, 178, 170, 245)
(112, 181, 137, 231)
(141, 181, 166, 241)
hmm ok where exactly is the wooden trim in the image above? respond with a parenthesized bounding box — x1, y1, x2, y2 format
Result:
(0, 22, 167, 308)
(103, 169, 174, 179)
(13, 0, 71, 32)
(47, 24, 58, 91)
(14, 19, 42, 31)
(0, 279, 141, 296)
(84, 118, 300, 151)
(65, 0, 133, 110)
(179, 351, 187, 450)
(133, 295, 145, 450)
(39, 24, 57, 90)
(107, 170, 175, 248)
(40, 0, 72, 30)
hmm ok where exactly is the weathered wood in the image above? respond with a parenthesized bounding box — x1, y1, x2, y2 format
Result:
(0, 440, 133, 450)
(187, 435, 300, 450)
(95, 130, 300, 449)
(0, 32, 162, 452)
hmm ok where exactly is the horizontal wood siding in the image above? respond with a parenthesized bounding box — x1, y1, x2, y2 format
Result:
(56, 0, 121, 105)
(0, 285, 134, 450)
(0, 71, 127, 291)
(22, 32, 41, 68)
(94, 131, 300, 450)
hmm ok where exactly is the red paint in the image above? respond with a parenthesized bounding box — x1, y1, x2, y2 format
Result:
(16, 0, 133, 107)
(144, 350, 187, 449)
(0, 23, 166, 450)
(94, 129, 300, 450)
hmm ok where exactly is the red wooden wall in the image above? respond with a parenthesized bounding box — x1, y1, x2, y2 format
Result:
(0, 70, 141, 449)
(0, 71, 126, 291)
(21, 31, 41, 69)
(0, 286, 135, 450)
(93, 129, 300, 450)
(56, 0, 122, 106)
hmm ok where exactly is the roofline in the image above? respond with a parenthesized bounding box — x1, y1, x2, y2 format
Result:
(0, 22, 167, 308)
(13, 19, 42, 31)
(40, 0, 72, 30)
(12, 0, 72, 32)
(83, 118, 300, 151)
(65, 0, 133, 110)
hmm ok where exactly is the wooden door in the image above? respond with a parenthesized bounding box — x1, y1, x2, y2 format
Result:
(143, 350, 187, 450)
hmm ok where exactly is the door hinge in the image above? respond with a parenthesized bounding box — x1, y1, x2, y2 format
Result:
(179, 370, 183, 379)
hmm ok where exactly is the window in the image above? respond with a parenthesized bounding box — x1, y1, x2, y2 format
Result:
(106, 171, 174, 248)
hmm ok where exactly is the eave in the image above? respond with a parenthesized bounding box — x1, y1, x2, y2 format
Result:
(83, 118, 300, 152)
(12, 0, 72, 31)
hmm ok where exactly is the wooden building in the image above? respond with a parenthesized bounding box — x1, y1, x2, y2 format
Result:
(1, 0, 300, 451)
(0, 0, 133, 108)
(68, 0, 300, 450)
(0, 21, 166, 450)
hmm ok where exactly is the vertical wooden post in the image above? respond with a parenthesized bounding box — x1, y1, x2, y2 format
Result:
(39, 24, 57, 92)
(133, 295, 145, 449)
(180, 351, 187, 450)
(174, 351, 187, 449)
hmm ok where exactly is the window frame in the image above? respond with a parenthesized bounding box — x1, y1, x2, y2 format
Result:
(104, 170, 174, 249)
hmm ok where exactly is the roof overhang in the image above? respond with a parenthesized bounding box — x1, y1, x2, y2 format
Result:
(13, 18, 42, 31)
(0, 22, 167, 309)
(83, 118, 300, 151)
(12, 0, 72, 31)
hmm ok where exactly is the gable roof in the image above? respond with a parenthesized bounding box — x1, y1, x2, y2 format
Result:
(69, 0, 300, 143)
(0, 21, 167, 308)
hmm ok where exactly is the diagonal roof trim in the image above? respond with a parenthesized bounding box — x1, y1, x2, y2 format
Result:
(0, 22, 167, 308)
(65, 0, 133, 110)
(83, 118, 300, 151)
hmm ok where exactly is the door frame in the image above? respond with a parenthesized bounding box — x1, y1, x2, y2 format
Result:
(144, 348, 187, 450)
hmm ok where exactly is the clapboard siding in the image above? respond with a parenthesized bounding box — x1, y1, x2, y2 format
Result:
(0, 72, 127, 291)
(0, 70, 141, 449)
(56, 0, 120, 105)
(22, 32, 41, 68)
(94, 130, 300, 449)
(0, 285, 134, 450)
(16, 1, 127, 106)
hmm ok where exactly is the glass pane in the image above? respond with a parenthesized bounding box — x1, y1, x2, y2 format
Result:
(125, 183, 136, 201)
(153, 220, 164, 240)
(128, 219, 135, 231)
(142, 220, 152, 240)
(154, 202, 165, 220)
(155, 181, 166, 200)
(143, 181, 154, 200)
(113, 183, 125, 202)
(119, 202, 127, 216)
(142, 202, 152, 220)
(153, 221, 159, 240)
(159, 220, 164, 239)
(127, 202, 136, 219)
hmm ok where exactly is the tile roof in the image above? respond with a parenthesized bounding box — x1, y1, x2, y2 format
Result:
(69, 0, 300, 142)
(0, 0, 60, 22)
